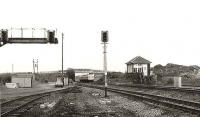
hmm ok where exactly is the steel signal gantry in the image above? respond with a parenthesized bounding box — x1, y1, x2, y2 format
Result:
(0, 28, 58, 47)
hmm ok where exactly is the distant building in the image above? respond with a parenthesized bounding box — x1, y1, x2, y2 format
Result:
(126, 56, 151, 76)
(12, 74, 33, 88)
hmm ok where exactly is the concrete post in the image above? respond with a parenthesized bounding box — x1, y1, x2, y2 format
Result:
(103, 42, 108, 97)
(174, 77, 182, 87)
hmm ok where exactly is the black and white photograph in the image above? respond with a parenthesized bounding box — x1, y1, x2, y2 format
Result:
(0, 0, 200, 116)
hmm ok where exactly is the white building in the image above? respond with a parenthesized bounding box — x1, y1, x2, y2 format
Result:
(126, 56, 151, 76)
(12, 74, 33, 88)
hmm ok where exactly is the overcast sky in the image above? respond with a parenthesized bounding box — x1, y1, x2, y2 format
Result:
(0, 0, 200, 73)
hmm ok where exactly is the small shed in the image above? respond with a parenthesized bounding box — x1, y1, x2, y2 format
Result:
(126, 56, 151, 76)
(12, 74, 33, 88)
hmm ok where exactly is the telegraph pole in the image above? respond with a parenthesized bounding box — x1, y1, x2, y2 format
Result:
(12, 64, 14, 74)
(33, 59, 39, 80)
(36, 59, 38, 74)
(101, 31, 109, 97)
(33, 59, 35, 80)
(62, 33, 64, 86)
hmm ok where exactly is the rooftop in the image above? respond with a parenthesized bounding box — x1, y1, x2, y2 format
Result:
(126, 56, 151, 64)
(12, 73, 33, 78)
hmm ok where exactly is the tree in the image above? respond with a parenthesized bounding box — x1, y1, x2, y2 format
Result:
(0, 74, 11, 84)
(66, 68, 75, 81)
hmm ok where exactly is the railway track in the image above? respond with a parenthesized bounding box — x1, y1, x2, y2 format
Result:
(110, 84, 200, 94)
(1, 94, 47, 117)
(79, 84, 200, 115)
(0, 87, 71, 117)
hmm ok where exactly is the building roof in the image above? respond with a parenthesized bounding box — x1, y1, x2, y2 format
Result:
(12, 73, 33, 78)
(126, 56, 151, 64)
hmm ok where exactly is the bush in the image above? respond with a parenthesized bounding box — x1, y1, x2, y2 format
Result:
(107, 72, 125, 79)
(44, 80, 48, 83)
(156, 74, 163, 82)
(94, 77, 104, 85)
(0, 74, 11, 84)
(166, 78, 174, 85)
(145, 75, 157, 85)
(35, 73, 58, 82)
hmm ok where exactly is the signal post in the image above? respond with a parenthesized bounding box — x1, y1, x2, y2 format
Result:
(101, 31, 109, 97)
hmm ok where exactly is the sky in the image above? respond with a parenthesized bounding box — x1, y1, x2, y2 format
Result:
(0, 0, 200, 73)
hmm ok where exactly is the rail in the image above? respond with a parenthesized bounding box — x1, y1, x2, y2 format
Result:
(109, 83, 200, 94)
(79, 83, 200, 115)
(1, 87, 71, 117)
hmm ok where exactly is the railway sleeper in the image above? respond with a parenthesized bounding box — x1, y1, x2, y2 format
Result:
(79, 84, 200, 115)
(107, 89, 200, 115)
(108, 87, 200, 108)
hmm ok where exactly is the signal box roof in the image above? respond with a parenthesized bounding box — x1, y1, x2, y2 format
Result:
(126, 56, 151, 64)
